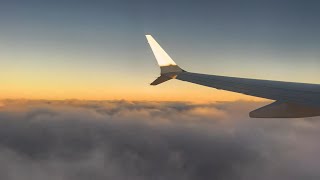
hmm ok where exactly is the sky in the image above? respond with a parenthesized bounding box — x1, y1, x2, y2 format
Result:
(0, 0, 320, 101)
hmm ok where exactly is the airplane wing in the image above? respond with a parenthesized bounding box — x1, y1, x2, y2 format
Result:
(146, 35, 320, 118)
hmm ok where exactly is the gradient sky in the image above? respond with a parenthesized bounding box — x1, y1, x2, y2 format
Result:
(1, 0, 319, 101)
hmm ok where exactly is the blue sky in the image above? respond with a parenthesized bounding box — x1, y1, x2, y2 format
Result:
(0, 0, 319, 100)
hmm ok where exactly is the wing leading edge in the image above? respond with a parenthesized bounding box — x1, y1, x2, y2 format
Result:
(146, 35, 320, 118)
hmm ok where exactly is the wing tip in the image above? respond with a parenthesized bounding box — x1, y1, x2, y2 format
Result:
(145, 34, 179, 67)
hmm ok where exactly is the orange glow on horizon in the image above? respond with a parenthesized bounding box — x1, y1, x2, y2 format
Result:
(0, 68, 267, 102)
(0, 85, 267, 103)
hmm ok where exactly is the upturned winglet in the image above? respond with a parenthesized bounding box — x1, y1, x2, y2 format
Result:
(146, 35, 184, 85)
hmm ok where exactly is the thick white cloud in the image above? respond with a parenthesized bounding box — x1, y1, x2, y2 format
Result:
(0, 100, 319, 180)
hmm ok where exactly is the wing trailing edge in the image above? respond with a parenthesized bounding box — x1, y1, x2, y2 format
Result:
(250, 101, 320, 118)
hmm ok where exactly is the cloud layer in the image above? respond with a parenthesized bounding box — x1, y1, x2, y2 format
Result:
(0, 100, 319, 180)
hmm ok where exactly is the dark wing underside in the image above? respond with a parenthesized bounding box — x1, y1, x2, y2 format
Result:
(176, 72, 320, 118)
